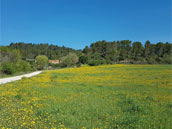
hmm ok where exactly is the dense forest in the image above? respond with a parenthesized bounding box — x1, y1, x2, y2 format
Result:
(9, 42, 76, 59)
(83, 40, 172, 65)
(0, 40, 172, 75)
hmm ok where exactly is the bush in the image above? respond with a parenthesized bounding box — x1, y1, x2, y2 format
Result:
(88, 59, 106, 66)
(18, 60, 31, 72)
(76, 62, 81, 67)
(79, 55, 88, 64)
(61, 53, 79, 67)
(49, 63, 60, 68)
(1, 62, 16, 74)
(155, 57, 162, 63)
(162, 54, 172, 64)
(105, 59, 113, 64)
(146, 56, 157, 64)
(1, 60, 31, 75)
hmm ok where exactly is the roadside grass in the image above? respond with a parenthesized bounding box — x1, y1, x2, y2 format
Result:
(0, 64, 171, 129)
(0, 71, 35, 79)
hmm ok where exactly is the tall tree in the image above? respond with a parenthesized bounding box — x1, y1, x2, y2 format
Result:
(36, 55, 48, 70)
(144, 40, 151, 57)
(132, 42, 144, 61)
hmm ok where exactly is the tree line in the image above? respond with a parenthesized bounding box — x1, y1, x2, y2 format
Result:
(82, 40, 172, 65)
(9, 42, 76, 59)
(0, 40, 171, 75)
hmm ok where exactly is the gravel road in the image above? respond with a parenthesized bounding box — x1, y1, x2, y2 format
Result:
(0, 71, 42, 85)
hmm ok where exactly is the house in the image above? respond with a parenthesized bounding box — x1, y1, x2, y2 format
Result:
(48, 60, 61, 64)
(119, 60, 131, 64)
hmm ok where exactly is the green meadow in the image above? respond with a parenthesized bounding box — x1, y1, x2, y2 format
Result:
(0, 64, 171, 129)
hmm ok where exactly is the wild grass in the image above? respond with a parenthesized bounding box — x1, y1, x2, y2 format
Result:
(0, 64, 171, 129)
(0, 71, 34, 79)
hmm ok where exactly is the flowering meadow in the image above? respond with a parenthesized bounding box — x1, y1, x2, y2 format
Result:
(0, 64, 171, 129)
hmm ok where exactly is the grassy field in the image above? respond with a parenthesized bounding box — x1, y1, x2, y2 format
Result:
(0, 64, 171, 129)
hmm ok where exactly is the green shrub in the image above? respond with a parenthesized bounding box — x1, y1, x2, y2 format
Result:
(76, 62, 81, 67)
(49, 63, 60, 68)
(105, 59, 113, 64)
(1, 62, 16, 74)
(18, 60, 31, 72)
(146, 56, 157, 64)
(79, 55, 88, 64)
(61, 53, 79, 67)
(88, 59, 106, 66)
(1, 60, 31, 75)
(162, 54, 172, 64)
(155, 57, 162, 63)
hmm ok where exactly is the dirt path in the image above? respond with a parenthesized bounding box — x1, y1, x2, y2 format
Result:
(0, 71, 42, 85)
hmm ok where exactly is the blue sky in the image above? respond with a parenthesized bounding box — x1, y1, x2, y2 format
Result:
(0, 0, 171, 49)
